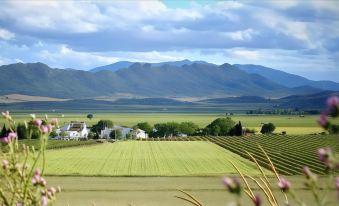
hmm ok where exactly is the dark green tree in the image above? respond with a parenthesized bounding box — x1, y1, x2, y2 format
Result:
(27, 121, 40, 139)
(135, 122, 153, 135)
(179, 122, 199, 136)
(109, 129, 122, 139)
(154, 122, 180, 137)
(154, 123, 168, 137)
(234, 121, 243, 136)
(91, 120, 114, 135)
(205, 117, 235, 136)
(49, 130, 58, 138)
(16, 123, 28, 140)
(0, 125, 8, 137)
(87, 114, 94, 120)
(260, 123, 276, 134)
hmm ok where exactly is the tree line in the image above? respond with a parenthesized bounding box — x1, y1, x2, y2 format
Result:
(0, 117, 279, 140)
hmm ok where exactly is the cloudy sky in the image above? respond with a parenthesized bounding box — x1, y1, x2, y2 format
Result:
(0, 0, 338, 81)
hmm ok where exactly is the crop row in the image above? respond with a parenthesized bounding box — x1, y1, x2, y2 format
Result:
(19, 139, 98, 150)
(145, 135, 339, 175)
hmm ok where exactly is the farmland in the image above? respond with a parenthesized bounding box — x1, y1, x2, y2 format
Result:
(198, 135, 339, 175)
(0, 112, 326, 134)
(48, 176, 338, 206)
(41, 141, 264, 176)
(145, 134, 339, 175)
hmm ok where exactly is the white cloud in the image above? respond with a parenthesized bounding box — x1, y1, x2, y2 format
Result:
(222, 29, 258, 41)
(0, 28, 15, 40)
(231, 49, 260, 60)
(38, 45, 119, 69)
(0, 1, 104, 33)
(253, 10, 312, 45)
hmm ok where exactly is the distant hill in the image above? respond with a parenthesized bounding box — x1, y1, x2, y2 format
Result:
(200, 91, 339, 110)
(90, 61, 134, 73)
(90, 59, 213, 73)
(0, 62, 321, 99)
(0, 98, 192, 111)
(278, 91, 339, 109)
(234, 64, 339, 91)
(0, 94, 66, 103)
(198, 96, 271, 104)
(112, 98, 192, 105)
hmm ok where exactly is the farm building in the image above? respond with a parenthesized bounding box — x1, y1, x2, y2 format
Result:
(100, 125, 133, 139)
(100, 126, 148, 139)
(56, 121, 89, 140)
(131, 128, 148, 139)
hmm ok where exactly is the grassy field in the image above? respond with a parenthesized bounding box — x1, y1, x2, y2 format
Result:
(0, 112, 326, 134)
(41, 141, 263, 176)
(47, 176, 338, 206)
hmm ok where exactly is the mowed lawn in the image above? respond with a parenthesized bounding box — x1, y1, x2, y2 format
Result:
(42, 141, 262, 176)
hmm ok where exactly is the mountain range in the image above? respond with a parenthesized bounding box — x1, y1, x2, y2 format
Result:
(0, 60, 338, 99)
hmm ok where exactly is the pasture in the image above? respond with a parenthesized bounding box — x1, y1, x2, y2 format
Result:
(41, 141, 263, 176)
(0, 112, 326, 134)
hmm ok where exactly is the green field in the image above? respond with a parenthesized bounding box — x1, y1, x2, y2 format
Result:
(48, 176, 338, 206)
(42, 141, 263, 176)
(0, 112, 326, 134)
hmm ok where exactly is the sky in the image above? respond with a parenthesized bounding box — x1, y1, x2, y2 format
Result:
(0, 0, 338, 82)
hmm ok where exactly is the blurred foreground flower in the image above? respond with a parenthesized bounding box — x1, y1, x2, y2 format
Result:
(0, 111, 60, 206)
(223, 176, 241, 195)
(278, 177, 291, 192)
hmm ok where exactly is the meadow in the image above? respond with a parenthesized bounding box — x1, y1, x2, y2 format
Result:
(41, 141, 263, 176)
(0, 112, 326, 134)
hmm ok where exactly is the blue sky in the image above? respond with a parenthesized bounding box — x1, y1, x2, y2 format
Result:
(0, 0, 338, 81)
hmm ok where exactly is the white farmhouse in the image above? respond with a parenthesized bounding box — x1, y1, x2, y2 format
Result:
(57, 121, 88, 140)
(131, 129, 148, 139)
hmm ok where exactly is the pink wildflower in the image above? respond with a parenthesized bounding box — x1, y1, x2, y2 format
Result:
(317, 147, 334, 169)
(1, 111, 11, 120)
(253, 194, 262, 206)
(317, 112, 329, 128)
(327, 96, 339, 108)
(0, 132, 17, 144)
(2, 159, 9, 169)
(33, 119, 43, 127)
(39, 125, 49, 134)
(278, 177, 291, 192)
(41, 195, 48, 206)
(223, 176, 241, 194)
(32, 169, 46, 186)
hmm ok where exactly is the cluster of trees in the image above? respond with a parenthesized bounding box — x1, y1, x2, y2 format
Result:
(135, 118, 252, 137)
(203, 118, 245, 136)
(134, 121, 199, 137)
(90, 120, 114, 138)
(246, 108, 307, 115)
